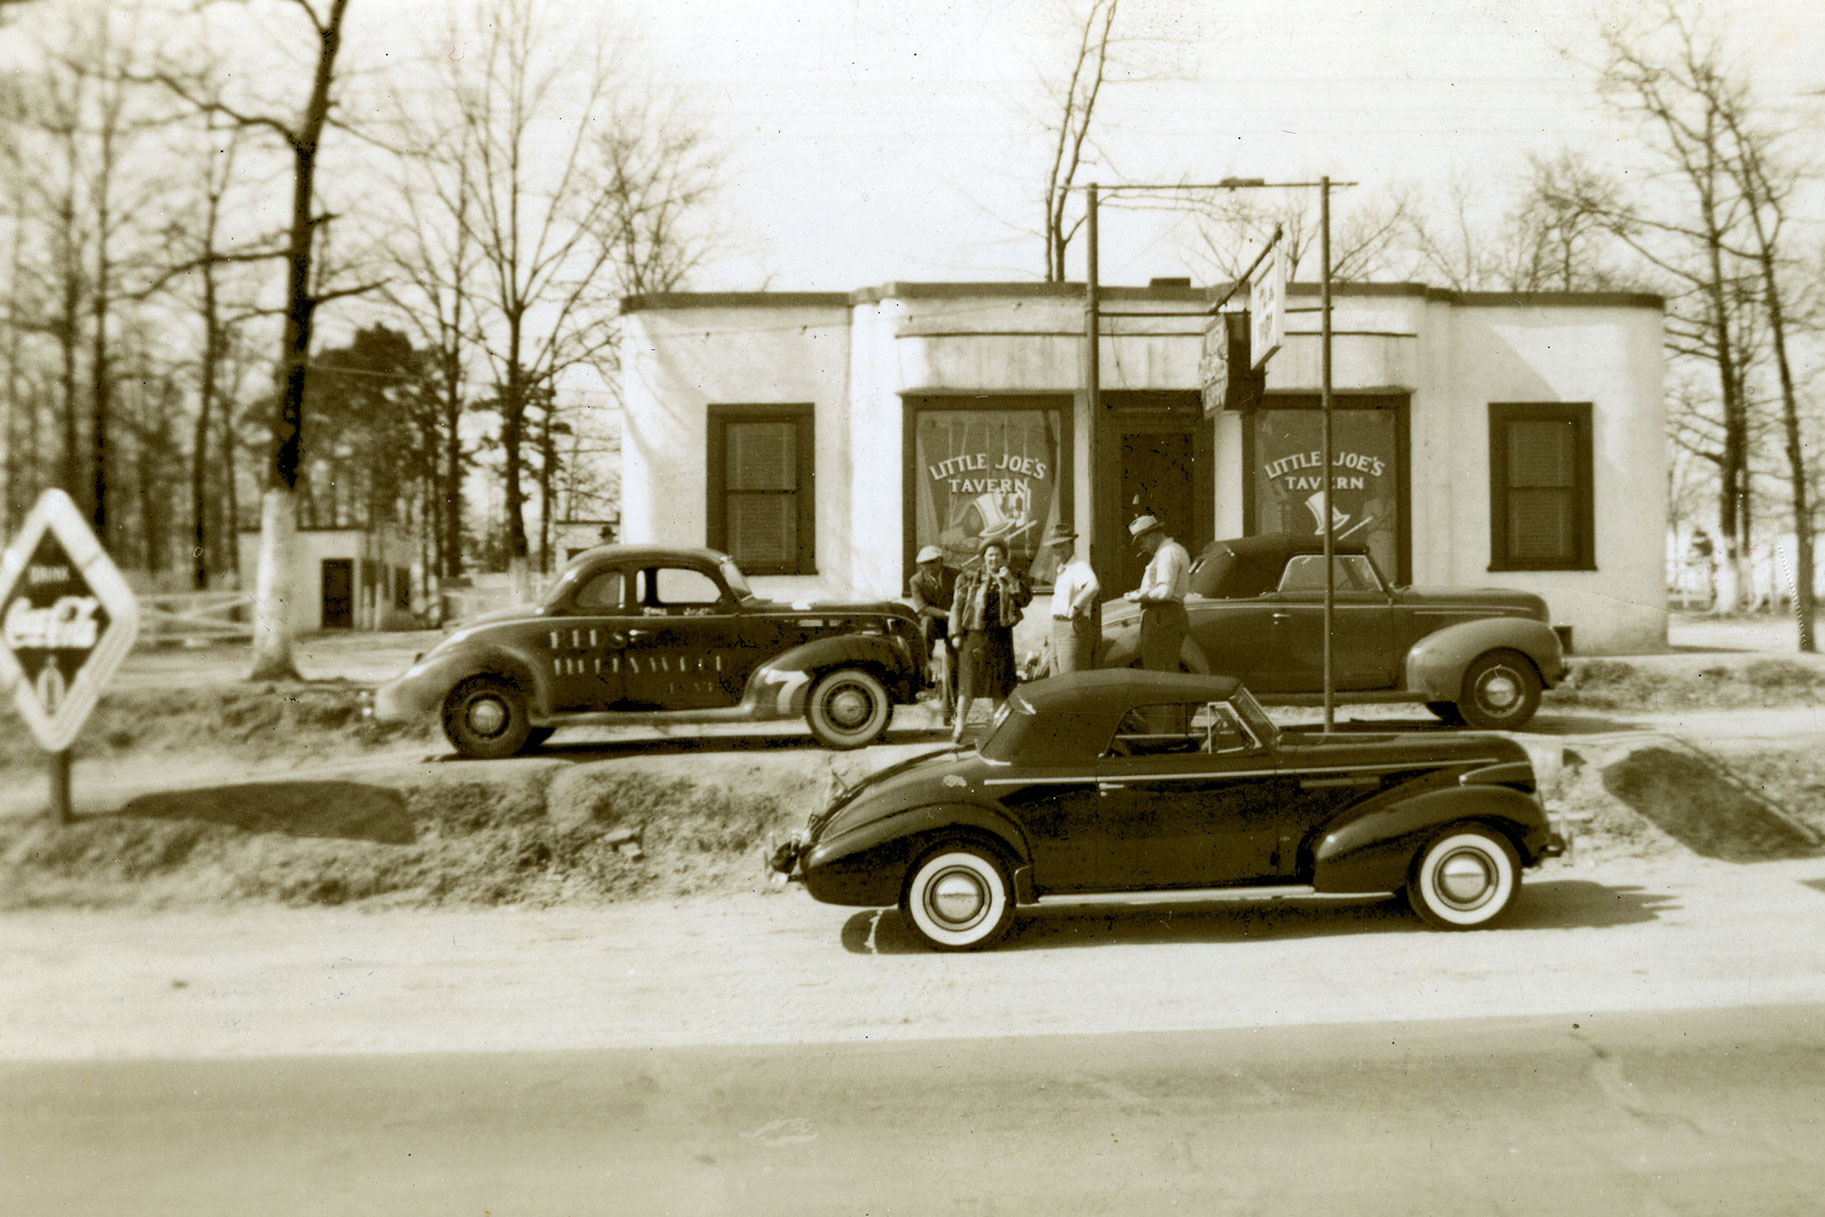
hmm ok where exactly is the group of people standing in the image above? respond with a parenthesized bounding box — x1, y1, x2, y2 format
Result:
(909, 515, 1191, 743)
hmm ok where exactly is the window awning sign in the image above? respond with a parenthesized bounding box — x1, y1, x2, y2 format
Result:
(0, 489, 139, 753)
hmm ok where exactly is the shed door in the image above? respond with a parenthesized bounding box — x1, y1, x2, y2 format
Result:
(321, 559, 354, 630)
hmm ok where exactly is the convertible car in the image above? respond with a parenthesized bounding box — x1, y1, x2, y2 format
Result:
(1091, 534, 1568, 730)
(374, 545, 926, 758)
(769, 670, 1568, 951)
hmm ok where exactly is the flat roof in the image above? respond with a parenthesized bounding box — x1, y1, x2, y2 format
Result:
(621, 280, 1664, 313)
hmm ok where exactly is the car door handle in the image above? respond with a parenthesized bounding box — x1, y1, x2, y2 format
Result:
(626, 629, 650, 639)
(1271, 612, 1291, 622)
(1098, 782, 1128, 794)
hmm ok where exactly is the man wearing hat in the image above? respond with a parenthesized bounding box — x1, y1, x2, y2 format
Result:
(1123, 514, 1190, 672)
(909, 544, 958, 724)
(1044, 523, 1100, 673)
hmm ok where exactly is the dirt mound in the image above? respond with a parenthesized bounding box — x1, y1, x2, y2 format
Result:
(1600, 746, 1822, 862)
(0, 683, 432, 772)
(1547, 657, 1825, 712)
(0, 749, 858, 911)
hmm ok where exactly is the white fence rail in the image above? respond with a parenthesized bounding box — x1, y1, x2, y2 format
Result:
(137, 591, 253, 645)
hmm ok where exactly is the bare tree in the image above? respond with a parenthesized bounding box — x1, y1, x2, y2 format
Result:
(1714, 74, 1815, 647)
(426, 0, 655, 596)
(1042, 0, 1119, 282)
(1186, 186, 1411, 285)
(150, 0, 360, 679)
(1549, 3, 1763, 614)
(596, 95, 725, 298)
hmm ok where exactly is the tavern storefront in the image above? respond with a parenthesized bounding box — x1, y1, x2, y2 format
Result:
(618, 280, 1665, 654)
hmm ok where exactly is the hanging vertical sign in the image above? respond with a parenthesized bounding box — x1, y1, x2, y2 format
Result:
(1250, 240, 1287, 369)
(0, 489, 139, 754)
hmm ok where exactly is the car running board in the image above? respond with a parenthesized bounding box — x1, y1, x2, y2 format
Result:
(1012, 878, 1395, 909)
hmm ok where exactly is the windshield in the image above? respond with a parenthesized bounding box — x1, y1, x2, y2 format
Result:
(719, 558, 755, 602)
(1229, 687, 1280, 749)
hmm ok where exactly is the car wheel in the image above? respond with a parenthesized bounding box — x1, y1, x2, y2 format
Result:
(1426, 701, 1466, 726)
(1406, 825, 1520, 930)
(1456, 650, 1542, 730)
(900, 841, 1016, 951)
(442, 676, 532, 760)
(806, 668, 891, 749)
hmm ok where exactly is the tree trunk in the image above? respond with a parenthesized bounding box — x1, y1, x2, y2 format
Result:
(247, 484, 300, 680)
(246, 0, 349, 682)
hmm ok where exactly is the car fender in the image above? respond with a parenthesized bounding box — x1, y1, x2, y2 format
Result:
(1094, 630, 1210, 674)
(372, 641, 551, 721)
(799, 801, 1033, 907)
(742, 634, 918, 716)
(1402, 618, 1565, 699)
(1311, 784, 1548, 894)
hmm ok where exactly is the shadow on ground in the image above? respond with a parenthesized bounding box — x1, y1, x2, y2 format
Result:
(839, 877, 1674, 954)
(120, 781, 415, 844)
(1601, 746, 1823, 862)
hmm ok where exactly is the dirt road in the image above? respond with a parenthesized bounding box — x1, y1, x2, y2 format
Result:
(5, 853, 1824, 1059)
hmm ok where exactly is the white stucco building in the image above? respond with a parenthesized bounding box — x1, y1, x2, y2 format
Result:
(618, 280, 1667, 654)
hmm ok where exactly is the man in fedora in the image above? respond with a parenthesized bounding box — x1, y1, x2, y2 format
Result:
(908, 544, 958, 724)
(1123, 514, 1190, 673)
(1044, 523, 1100, 674)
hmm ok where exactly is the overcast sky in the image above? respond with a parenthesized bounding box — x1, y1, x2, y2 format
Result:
(575, 0, 1825, 290)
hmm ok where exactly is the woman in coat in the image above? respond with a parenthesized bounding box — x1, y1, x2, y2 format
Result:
(949, 537, 1032, 743)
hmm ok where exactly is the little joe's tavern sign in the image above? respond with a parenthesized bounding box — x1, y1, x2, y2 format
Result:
(0, 489, 139, 754)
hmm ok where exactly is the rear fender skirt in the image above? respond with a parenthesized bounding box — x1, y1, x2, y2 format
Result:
(1402, 618, 1566, 698)
(1311, 785, 1549, 894)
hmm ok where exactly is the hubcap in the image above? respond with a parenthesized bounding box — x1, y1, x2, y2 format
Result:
(928, 868, 988, 927)
(1437, 848, 1495, 907)
(829, 685, 872, 728)
(1478, 669, 1520, 711)
(467, 697, 507, 737)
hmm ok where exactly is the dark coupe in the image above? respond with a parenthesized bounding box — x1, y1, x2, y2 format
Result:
(1093, 533, 1567, 730)
(771, 670, 1567, 951)
(374, 545, 926, 758)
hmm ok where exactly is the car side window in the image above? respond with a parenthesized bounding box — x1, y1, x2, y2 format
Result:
(635, 566, 727, 615)
(574, 570, 625, 611)
(1106, 704, 1202, 756)
(1278, 554, 1381, 594)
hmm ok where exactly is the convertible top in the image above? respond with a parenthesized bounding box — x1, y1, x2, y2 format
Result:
(1016, 669, 1242, 710)
(1191, 533, 1372, 599)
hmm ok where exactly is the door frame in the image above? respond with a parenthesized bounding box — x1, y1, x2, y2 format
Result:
(1094, 391, 1213, 600)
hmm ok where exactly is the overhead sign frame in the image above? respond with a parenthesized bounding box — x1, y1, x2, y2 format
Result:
(0, 488, 140, 754)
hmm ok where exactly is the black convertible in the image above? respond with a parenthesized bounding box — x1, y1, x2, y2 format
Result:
(770, 670, 1568, 950)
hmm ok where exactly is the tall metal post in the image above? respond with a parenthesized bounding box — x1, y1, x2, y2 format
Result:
(1084, 183, 1102, 582)
(1084, 183, 1101, 432)
(1320, 176, 1335, 732)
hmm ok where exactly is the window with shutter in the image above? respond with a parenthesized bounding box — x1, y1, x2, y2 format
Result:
(1489, 404, 1594, 571)
(706, 406, 815, 574)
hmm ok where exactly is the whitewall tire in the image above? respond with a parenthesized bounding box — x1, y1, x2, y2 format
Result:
(900, 842, 1015, 951)
(1407, 825, 1520, 930)
(806, 668, 891, 749)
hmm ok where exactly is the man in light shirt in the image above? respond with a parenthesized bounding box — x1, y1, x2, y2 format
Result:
(1043, 524, 1100, 673)
(1123, 514, 1190, 672)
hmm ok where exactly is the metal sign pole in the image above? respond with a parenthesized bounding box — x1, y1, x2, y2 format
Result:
(1321, 176, 1335, 733)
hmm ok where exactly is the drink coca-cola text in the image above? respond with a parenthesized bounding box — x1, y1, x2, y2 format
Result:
(3, 595, 101, 650)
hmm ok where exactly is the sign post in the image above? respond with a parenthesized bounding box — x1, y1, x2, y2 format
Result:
(0, 489, 139, 825)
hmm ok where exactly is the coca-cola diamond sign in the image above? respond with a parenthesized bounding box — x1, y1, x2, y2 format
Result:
(0, 489, 139, 752)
